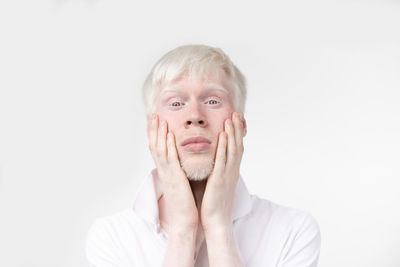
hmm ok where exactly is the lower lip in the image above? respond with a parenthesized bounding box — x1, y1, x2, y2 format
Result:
(182, 142, 211, 152)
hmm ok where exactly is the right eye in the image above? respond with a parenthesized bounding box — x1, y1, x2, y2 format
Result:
(171, 102, 182, 107)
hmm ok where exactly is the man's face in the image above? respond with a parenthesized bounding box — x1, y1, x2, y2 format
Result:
(154, 72, 236, 181)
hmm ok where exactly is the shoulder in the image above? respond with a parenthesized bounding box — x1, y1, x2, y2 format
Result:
(87, 209, 136, 238)
(244, 195, 321, 253)
(250, 196, 321, 265)
(85, 209, 140, 266)
(86, 208, 152, 247)
(239, 196, 321, 266)
(249, 195, 320, 232)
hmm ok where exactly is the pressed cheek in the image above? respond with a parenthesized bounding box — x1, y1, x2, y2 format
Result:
(156, 111, 180, 135)
(215, 110, 233, 133)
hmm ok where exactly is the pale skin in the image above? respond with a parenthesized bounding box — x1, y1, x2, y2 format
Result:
(147, 74, 247, 267)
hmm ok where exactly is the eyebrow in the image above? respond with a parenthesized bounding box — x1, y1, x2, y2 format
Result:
(204, 83, 229, 94)
(161, 83, 229, 95)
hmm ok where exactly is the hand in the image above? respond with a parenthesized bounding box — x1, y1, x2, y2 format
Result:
(200, 112, 245, 231)
(148, 114, 199, 233)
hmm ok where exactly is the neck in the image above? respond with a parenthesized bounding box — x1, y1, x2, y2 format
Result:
(189, 179, 207, 209)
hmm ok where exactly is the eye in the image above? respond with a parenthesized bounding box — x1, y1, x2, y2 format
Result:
(171, 101, 183, 107)
(206, 99, 220, 105)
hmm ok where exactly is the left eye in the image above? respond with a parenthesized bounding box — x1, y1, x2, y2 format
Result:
(206, 99, 219, 105)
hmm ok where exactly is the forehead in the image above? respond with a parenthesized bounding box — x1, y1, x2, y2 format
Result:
(162, 82, 229, 96)
(160, 72, 233, 95)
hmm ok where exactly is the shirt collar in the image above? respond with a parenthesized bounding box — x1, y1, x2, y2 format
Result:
(132, 169, 252, 225)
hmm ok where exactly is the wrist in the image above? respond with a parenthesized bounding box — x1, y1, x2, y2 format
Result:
(169, 226, 197, 240)
(203, 222, 233, 238)
(203, 224, 243, 266)
(164, 227, 197, 267)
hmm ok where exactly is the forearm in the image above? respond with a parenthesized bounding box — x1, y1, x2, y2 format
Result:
(162, 228, 197, 267)
(204, 225, 243, 267)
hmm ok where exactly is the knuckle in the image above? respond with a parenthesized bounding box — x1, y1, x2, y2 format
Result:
(159, 157, 167, 165)
(167, 139, 173, 147)
(149, 144, 155, 152)
(155, 148, 163, 157)
(218, 154, 227, 162)
(239, 143, 244, 152)
(213, 178, 225, 188)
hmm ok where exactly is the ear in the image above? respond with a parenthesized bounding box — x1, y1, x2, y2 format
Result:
(146, 116, 151, 140)
(241, 115, 247, 137)
(146, 113, 155, 140)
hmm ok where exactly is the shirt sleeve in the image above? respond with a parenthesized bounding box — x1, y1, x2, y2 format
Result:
(85, 218, 122, 267)
(278, 212, 321, 267)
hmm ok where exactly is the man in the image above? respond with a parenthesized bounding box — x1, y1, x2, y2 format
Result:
(86, 45, 321, 267)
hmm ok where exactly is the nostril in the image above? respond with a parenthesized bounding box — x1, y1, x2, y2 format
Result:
(186, 120, 205, 126)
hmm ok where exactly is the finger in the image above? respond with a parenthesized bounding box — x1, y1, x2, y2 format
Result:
(225, 118, 237, 165)
(148, 114, 158, 154)
(167, 132, 180, 167)
(156, 119, 168, 160)
(214, 131, 227, 172)
(232, 112, 244, 149)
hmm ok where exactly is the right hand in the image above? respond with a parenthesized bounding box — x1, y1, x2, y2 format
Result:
(147, 114, 199, 234)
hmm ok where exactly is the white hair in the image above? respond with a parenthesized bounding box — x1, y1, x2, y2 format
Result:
(180, 154, 215, 181)
(142, 44, 247, 117)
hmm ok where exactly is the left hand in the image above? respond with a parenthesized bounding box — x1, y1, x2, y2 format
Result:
(200, 112, 245, 231)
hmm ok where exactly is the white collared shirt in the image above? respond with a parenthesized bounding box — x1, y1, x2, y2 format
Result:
(86, 171, 321, 267)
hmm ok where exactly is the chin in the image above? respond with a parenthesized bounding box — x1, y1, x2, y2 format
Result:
(179, 155, 215, 181)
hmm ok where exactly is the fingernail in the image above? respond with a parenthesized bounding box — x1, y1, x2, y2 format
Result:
(151, 114, 156, 120)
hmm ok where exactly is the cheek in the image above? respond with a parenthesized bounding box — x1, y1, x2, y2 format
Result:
(156, 112, 181, 134)
(211, 111, 233, 131)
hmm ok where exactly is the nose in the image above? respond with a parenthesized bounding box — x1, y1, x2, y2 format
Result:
(184, 102, 208, 129)
(185, 119, 206, 127)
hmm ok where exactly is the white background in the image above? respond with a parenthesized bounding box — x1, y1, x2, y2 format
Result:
(0, 0, 399, 266)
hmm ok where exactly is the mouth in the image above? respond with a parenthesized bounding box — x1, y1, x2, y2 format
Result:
(181, 136, 212, 152)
